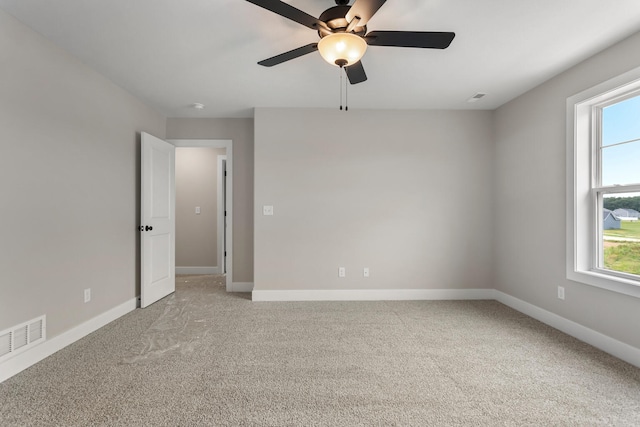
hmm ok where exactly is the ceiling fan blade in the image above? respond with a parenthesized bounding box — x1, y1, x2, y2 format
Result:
(257, 43, 319, 67)
(345, 0, 387, 26)
(366, 31, 455, 49)
(245, 0, 327, 30)
(345, 61, 367, 84)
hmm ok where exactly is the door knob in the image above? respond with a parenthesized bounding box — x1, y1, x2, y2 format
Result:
(145, 225, 153, 231)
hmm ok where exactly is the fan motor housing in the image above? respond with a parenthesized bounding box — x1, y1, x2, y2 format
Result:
(317, 6, 367, 38)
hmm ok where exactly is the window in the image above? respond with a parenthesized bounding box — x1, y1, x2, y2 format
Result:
(597, 96, 640, 278)
(567, 67, 640, 298)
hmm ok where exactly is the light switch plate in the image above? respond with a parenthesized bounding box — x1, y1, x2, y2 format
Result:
(195, 206, 201, 214)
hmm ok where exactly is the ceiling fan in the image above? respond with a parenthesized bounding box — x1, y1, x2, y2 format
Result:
(245, 0, 455, 84)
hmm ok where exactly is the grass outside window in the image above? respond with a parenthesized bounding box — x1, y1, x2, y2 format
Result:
(603, 221, 640, 275)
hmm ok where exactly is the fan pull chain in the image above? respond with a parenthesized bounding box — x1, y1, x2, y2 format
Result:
(345, 68, 348, 111)
(339, 67, 343, 111)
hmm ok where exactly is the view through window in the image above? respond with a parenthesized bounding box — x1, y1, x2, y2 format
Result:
(599, 94, 640, 277)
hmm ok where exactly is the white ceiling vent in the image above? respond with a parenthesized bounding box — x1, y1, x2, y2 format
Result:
(0, 316, 46, 363)
(467, 92, 487, 103)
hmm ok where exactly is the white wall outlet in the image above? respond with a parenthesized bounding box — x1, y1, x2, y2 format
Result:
(84, 288, 91, 303)
(195, 206, 201, 214)
(263, 205, 274, 216)
(557, 286, 565, 300)
(363, 267, 370, 277)
(338, 267, 346, 278)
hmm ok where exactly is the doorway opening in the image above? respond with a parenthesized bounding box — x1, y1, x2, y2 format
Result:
(171, 139, 233, 291)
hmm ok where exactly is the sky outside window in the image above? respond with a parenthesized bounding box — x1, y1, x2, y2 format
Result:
(601, 95, 640, 186)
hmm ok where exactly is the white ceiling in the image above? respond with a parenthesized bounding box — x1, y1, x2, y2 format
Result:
(2, 0, 640, 118)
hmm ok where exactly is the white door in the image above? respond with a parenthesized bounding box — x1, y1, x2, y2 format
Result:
(141, 132, 175, 308)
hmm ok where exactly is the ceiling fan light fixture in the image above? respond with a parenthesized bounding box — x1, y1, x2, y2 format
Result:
(318, 32, 367, 67)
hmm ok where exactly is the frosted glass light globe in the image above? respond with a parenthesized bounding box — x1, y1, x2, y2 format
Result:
(318, 32, 367, 67)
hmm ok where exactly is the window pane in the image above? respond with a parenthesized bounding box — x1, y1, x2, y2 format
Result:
(601, 141, 640, 186)
(602, 95, 640, 147)
(602, 192, 640, 276)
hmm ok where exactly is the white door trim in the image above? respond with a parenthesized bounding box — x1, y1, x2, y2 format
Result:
(170, 139, 233, 291)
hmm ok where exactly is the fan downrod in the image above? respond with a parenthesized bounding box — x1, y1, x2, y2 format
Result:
(334, 0, 350, 5)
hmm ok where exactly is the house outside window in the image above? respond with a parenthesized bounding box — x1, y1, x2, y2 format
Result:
(567, 67, 640, 298)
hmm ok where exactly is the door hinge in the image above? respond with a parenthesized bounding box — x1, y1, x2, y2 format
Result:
(224, 171, 227, 177)
(224, 211, 227, 217)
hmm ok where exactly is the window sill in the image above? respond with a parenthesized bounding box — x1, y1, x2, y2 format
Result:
(567, 268, 640, 298)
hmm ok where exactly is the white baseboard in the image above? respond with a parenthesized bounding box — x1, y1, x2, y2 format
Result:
(231, 282, 254, 292)
(0, 298, 136, 383)
(494, 291, 640, 369)
(176, 266, 220, 275)
(251, 288, 494, 302)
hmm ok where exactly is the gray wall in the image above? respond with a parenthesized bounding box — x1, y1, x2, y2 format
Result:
(166, 118, 254, 283)
(493, 31, 640, 349)
(254, 108, 494, 291)
(0, 10, 166, 338)
(175, 147, 225, 268)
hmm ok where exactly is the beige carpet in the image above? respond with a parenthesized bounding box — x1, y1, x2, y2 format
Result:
(1, 275, 639, 426)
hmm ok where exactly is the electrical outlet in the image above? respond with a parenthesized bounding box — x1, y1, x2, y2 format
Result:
(84, 288, 91, 303)
(557, 286, 565, 300)
(263, 205, 274, 216)
(338, 267, 346, 278)
(363, 267, 370, 277)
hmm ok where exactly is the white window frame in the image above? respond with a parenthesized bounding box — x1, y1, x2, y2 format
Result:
(567, 65, 640, 298)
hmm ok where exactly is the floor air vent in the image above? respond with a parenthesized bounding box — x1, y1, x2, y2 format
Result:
(0, 316, 46, 362)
